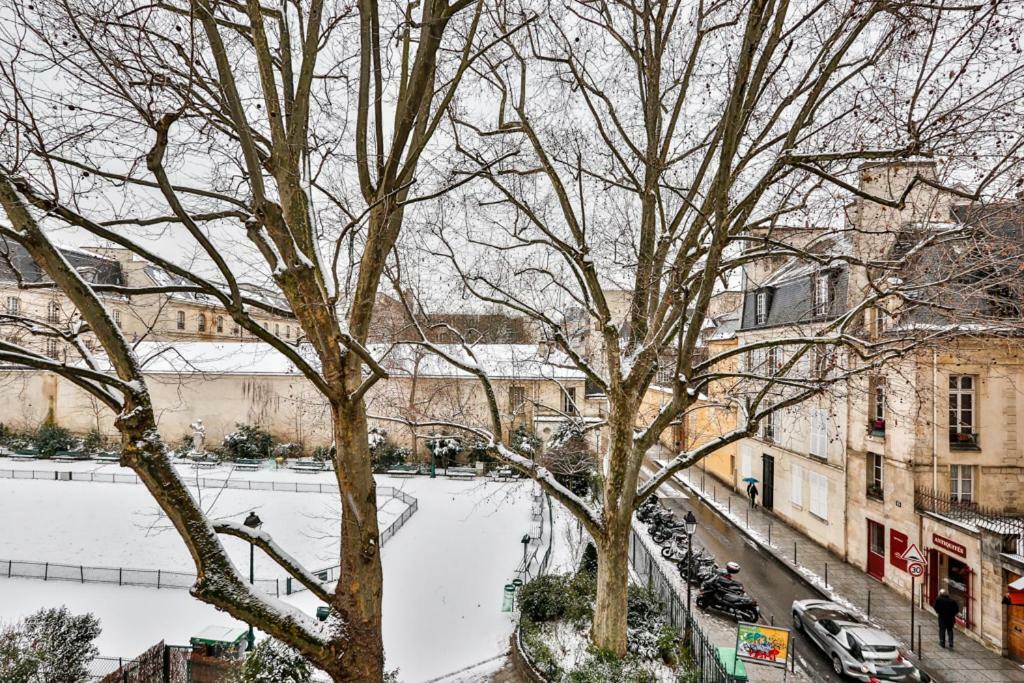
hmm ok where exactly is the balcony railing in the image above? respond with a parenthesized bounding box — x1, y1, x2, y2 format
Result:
(915, 487, 1024, 536)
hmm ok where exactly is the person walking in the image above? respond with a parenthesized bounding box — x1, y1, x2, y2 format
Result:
(747, 481, 759, 508)
(935, 589, 960, 649)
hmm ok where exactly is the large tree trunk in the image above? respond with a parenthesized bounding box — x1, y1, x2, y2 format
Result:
(591, 512, 632, 656)
(328, 401, 385, 681)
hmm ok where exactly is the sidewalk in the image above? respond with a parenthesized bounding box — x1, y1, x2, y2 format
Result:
(674, 467, 1024, 683)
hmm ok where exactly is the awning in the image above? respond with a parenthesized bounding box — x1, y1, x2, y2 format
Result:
(1009, 576, 1024, 591)
(1007, 576, 1024, 606)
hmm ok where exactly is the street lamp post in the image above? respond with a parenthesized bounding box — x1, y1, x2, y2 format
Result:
(243, 511, 263, 651)
(521, 534, 531, 569)
(684, 510, 697, 641)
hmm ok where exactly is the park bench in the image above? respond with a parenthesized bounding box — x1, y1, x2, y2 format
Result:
(93, 451, 120, 463)
(490, 467, 518, 482)
(11, 447, 39, 461)
(53, 450, 90, 463)
(232, 458, 262, 472)
(190, 457, 220, 469)
(289, 459, 325, 474)
(386, 464, 420, 478)
(446, 466, 476, 480)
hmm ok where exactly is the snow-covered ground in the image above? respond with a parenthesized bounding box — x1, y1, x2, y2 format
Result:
(0, 461, 534, 682)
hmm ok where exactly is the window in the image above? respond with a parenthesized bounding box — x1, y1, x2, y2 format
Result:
(813, 272, 831, 317)
(809, 408, 828, 458)
(762, 410, 775, 442)
(790, 462, 803, 508)
(216, 316, 224, 333)
(755, 292, 768, 325)
(47, 302, 60, 323)
(197, 313, 207, 332)
(809, 472, 829, 520)
(232, 323, 240, 336)
(275, 323, 280, 336)
(766, 347, 780, 376)
(5, 296, 20, 314)
(509, 386, 526, 414)
(176, 311, 185, 330)
(112, 309, 122, 329)
(949, 375, 976, 447)
(869, 377, 886, 436)
(867, 453, 884, 499)
(562, 387, 579, 415)
(45, 338, 59, 359)
(812, 347, 830, 380)
(950, 464, 974, 504)
(285, 325, 291, 339)
(870, 307, 887, 338)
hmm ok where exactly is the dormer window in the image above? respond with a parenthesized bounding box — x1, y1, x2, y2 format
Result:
(813, 272, 831, 318)
(755, 291, 769, 325)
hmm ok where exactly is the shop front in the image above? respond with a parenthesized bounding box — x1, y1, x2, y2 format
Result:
(921, 518, 981, 633)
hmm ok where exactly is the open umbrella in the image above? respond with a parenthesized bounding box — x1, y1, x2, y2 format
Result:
(741, 476, 759, 484)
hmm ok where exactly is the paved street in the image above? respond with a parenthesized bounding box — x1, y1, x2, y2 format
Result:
(669, 461, 1024, 683)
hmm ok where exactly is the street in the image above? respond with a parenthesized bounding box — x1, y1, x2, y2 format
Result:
(645, 464, 841, 682)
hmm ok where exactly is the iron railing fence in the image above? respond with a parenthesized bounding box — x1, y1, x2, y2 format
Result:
(629, 526, 731, 683)
(915, 486, 1024, 536)
(0, 488, 418, 595)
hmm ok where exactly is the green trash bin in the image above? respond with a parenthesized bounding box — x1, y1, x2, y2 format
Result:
(501, 584, 516, 612)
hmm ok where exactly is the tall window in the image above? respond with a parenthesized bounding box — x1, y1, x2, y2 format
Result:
(950, 465, 974, 504)
(47, 301, 60, 323)
(176, 310, 185, 330)
(813, 272, 831, 317)
(790, 462, 803, 508)
(755, 291, 768, 325)
(45, 338, 59, 359)
(562, 387, 578, 415)
(509, 386, 526, 414)
(275, 323, 280, 336)
(232, 323, 241, 336)
(949, 375, 976, 445)
(766, 347, 780, 376)
(809, 409, 828, 458)
(197, 313, 207, 332)
(216, 316, 224, 333)
(762, 410, 775, 442)
(5, 296, 20, 314)
(869, 378, 886, 436)
(867, 452, 884, 499)
(112, 309, 122, 329)
(285, 325, 291, 339)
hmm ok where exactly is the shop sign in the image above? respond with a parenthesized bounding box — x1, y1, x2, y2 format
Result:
(933, 534, 967, 558)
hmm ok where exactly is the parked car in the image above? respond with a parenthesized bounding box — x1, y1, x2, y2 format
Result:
(791, 599, 930, 682)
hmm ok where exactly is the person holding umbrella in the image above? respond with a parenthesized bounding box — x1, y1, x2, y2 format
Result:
(744, 477, 759, 508)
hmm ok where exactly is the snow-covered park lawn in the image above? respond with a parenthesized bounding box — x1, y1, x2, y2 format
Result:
(0, 460, 536, 682)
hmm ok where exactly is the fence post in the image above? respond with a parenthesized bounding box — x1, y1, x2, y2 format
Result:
(44, 562, 48, 581)
(157, 569, 161, 589)
(119, 567, 122, 586)
(867, 590, 871, 616)
(824, 563, 828, 588)
(793, 541, 797, 565)
(768, 523, 772, 545)
(80, 565, 84, 583)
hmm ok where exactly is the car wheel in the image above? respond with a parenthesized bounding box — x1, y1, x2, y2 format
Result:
(792, 612, 803, 631)
(831, 655, 844, 676)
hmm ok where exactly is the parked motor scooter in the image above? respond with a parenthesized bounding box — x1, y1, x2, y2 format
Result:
(695, 563, 759, 621)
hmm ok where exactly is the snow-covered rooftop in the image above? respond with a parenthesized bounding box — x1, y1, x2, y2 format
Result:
(93, 341, 585, 380)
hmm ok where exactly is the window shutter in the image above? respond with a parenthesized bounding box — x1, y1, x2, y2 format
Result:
(809, 409, 828, 458)
(809, 472, 828, 520)
(741, 446, 752, 479)
(791, 463, 803, 507)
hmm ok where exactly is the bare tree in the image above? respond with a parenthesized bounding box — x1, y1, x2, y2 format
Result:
(404, 0, 1024, 655)
(0, 0, 488, 678)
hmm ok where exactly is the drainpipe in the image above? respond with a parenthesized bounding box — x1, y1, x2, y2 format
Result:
(932, 350, 938, 494)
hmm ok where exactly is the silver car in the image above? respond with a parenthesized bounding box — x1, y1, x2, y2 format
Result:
(792, 599, 928, 682)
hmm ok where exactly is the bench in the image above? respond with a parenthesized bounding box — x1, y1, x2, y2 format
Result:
(53, 450, 90, 463)
(233, 459, 262, 472)
(94, 452, 120, 463)
(289, 460, 325, 474)
(190, 460, 220, 469)
(387, 469, 418, 478)
(446, 471, 475, 480)
(491, 468, 518, 482)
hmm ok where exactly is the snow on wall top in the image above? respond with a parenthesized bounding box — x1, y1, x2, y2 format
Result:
(84, 341, 585, 380)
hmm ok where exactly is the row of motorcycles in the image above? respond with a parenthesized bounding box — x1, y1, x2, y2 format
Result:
(638, 495, 760, 623)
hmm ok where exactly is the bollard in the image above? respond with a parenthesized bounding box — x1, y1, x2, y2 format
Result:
(867, 590, 871, 617)
(768, 523, 772, 545)
(770, 614, 774, 626)
(793, 541, 798, 565)
(824, 563, 828, 588)
(918, 625, 923, 658)
(746, 508, 749, 528)
(728, 497, 731, 514)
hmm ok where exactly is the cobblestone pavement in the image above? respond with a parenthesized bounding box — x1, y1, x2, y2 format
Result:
(674, 465, 1024, 683)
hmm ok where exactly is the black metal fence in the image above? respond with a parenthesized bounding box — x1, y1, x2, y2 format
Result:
(915, 486, 1024, 536)
(629, 526, 731, 683)
(516, 489, 554, 581)
(0, 467, 348, 494)
(0, 487, 419, 596)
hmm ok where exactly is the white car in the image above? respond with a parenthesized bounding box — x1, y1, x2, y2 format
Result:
(791, 599, 929, 682)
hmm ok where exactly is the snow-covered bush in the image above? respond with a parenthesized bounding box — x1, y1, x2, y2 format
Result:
(0, 607, 100, 683)
(542, 421, 596, 498)
(81, 428, 106, 453)
(311, 444, 336, 462)
(425, 434, 462, 467)
(368, 426, 388, 452)
(227, 638, 311, 683)
(222, 423, 274, 459)
(33, 423, 77, 457)
(271, 442, 302, 460)
(510, 424, 542, 458)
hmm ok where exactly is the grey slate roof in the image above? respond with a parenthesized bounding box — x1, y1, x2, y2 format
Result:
(739, 266, 849, 330)
(0, 238, 123, 286)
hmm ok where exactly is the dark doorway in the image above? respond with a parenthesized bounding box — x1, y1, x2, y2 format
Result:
(761, 454, 775, 510)
(867, 519, 885, 581)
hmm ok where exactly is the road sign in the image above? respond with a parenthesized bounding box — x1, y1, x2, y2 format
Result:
(908, 562, 925, 577)
(899, 543, 926, 566)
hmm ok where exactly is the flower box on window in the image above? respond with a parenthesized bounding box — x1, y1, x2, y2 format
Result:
(950, 432, 979, 450)
(869, 418, 886, 437)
